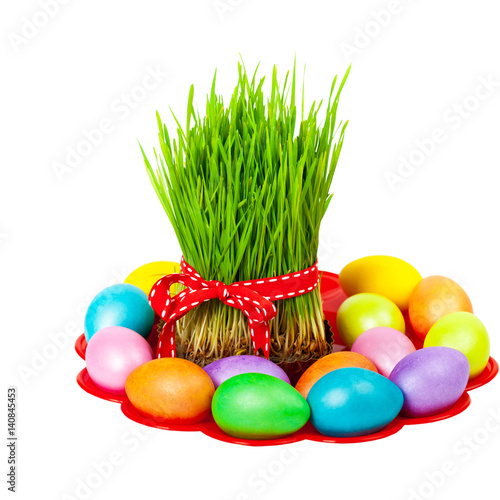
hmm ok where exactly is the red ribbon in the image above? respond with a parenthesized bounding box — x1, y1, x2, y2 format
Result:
(148, 257, 320, 359)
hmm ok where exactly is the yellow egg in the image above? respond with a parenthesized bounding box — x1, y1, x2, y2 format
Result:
(124, 261, 180, 296)
(339, 255, 422, 310)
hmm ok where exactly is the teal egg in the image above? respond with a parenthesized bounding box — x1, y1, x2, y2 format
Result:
(212, 373, 310, 440)
(84, 284, 154, 342)
(307, 367, 403, 437)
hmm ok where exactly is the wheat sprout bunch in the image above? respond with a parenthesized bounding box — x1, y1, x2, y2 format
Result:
(141, 61, 349, 365)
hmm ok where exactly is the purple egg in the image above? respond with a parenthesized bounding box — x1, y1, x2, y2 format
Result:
(389, 346, 469, 417)
(204, 355, 290, 388)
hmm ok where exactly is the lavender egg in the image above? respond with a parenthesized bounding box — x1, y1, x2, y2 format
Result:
(204, 355, 290, 388)
(389, 346, 469, 417)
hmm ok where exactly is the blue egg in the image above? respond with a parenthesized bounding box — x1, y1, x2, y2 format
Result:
(307, 367, 404, 437)
(84, 284, 154, 342)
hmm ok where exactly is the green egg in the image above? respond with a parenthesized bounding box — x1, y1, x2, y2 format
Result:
(424, 311, 490, 379)
(336, 293, 406, 349)
(212, 372, 310, 440)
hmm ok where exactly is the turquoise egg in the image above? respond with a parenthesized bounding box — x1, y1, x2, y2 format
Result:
(84, 284, 154, 342)
(307, 367, 403, 437)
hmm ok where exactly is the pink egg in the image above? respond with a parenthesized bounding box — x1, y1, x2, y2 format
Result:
(351, 327, 416, 377)
(86, 326, 153, 395)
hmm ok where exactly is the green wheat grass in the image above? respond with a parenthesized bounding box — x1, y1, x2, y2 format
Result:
(141, 61, 349, 365)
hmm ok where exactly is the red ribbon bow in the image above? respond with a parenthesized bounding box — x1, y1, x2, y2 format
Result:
(148, 257, 320, 359)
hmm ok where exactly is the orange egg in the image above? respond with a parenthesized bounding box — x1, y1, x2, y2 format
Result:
(408, 275, 473, 341)
(125, 358, 215, 424)
(295, 352, 378, 399)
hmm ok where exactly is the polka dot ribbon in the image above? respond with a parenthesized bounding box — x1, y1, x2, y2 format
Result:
(148, 257, 320, 359)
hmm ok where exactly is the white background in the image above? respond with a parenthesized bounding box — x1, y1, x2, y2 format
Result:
(2, 1, 500, 499)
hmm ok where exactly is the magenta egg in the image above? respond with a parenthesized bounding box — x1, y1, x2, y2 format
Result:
(204, 355, 290, 388)
(351, 327, 416, 377)
(86, 326, 154, 395)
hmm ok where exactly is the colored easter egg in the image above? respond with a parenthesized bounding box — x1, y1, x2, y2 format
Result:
(307, 367, 403, 437)
(424, 312, 490, 379)
(124, 261, 180, 296)
(85, 326, 153, 395)
(336, 293, 405, 349)
(339, 255, 422, 310)
(125, 358, 215, 425)
(351, 327, 416, 378)
(389, 346, 469, 417)
(408, 275, 473, 341)
(84, 284, 154, 342)
(212, 373, 309, 440)
(204, 355, 290, 389)
(295, 351, 377, 399)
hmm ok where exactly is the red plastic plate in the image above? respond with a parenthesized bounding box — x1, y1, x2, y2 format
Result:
(75, 271, 498, 446)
